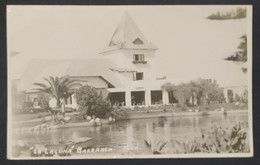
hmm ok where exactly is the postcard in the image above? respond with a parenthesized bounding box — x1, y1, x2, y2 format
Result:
(7, 5, 253, 159)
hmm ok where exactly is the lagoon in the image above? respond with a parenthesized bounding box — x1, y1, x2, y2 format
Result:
(13, 112, 249, 156)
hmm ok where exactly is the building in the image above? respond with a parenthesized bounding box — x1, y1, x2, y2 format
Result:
(13, 13, 248, 110)
(15, 13, 170, 109)
(100, 13, 169, 107)
(222, 86, 248, 103)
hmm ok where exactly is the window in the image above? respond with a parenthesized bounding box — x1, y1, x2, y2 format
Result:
(133, 54, 147, 64)
(151, 91, 163, 105)
(133, 38, 144, 45)
(136, 72, 144, 80)
(134, 54, 144, 61)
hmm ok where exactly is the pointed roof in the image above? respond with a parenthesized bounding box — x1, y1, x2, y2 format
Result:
(100, 13, 158, 53)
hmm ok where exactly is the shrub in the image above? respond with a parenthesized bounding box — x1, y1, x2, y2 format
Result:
(37, 93, 50, 111)
(75, 85, 112, 118)
(22, 101, 34, 112)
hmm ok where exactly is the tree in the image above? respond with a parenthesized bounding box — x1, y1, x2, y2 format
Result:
(161, 82, 188, 106)
(33, 76, 80, 113)
(207, 8, 247, 73)
(196, 79, 223, 104)
(224, 35, 247, 73)
(75, 85, 112, 118)
(162, 82, 194, 106)
(162, 79, 223, 106)
(207, 8, 246, 20)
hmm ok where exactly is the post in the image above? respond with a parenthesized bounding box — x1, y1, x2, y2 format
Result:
(125, 91, 131, 107)
(162, 90, 169, 105)
(145, 90, 151, 106)
(71, 94, 78, 110)
(223, 88, 229, 103)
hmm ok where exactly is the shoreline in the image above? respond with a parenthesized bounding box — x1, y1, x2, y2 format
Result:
(115, 109, 247, 121)
(13, 109, 248, 130)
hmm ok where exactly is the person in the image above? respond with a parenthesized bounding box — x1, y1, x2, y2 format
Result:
(131, 96, 135, 105)
(61, 98, 66, 116)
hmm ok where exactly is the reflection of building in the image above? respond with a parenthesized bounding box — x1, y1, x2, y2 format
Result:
(15, 13, 170, 109)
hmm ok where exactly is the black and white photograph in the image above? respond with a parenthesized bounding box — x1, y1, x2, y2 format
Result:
(7, 5, 253, 159)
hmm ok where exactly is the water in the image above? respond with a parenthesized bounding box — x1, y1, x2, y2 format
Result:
(13, 112, 249, 156)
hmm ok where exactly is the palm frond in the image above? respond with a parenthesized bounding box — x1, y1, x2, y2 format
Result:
(33, 76, 81, 105)
(45, 76, 59, 99)
(59, 76, 69, 84)
(33, 83, 49, 89)
(31, 88, 50, 93)
(43, 77, 53, 87)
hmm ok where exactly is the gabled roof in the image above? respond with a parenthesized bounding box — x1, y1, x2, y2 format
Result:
(100, 13, 158, 53)
(17, 59, 124, 92)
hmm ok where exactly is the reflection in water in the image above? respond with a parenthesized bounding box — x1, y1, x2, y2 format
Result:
(13, 113, 249, 155)
(158, 116, 167, 127)
(125, 122, 134, 151)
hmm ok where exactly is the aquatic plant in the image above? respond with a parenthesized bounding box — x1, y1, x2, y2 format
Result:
(144, 138, 168, 154)
(172, 122, 249, 154)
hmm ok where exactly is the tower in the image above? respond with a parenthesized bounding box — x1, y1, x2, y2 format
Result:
(100, 13, 158, 82)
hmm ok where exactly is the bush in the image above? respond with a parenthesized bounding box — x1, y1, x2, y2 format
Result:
(75, 85, 112, 118)
(22, 101, 34, 112)
(37, 93, 50, 111)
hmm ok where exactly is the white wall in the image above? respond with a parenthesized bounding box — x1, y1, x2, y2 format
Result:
(101, 49, 157, 81)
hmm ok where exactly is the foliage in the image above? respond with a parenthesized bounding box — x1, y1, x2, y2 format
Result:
(75, 85, 112, 118)
(173, 122, 249, 153)
(33, 76, 80, 108)
(241, 89, 248, 104)
(225, 35, 247, 73)
(207, 8, 246, 20)
(162, 79, 223, 106)
(196, 79, 223, 104)
(21, 101, 34, 112)
(69, 112, 87, 122)
(37, 93, 50, 110)
(207, 8, 247, 73)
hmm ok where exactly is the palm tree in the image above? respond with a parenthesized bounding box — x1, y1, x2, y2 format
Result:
(33, 76, 81, 114)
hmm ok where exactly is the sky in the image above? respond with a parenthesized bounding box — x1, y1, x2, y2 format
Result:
(7, 5, 251, 87)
